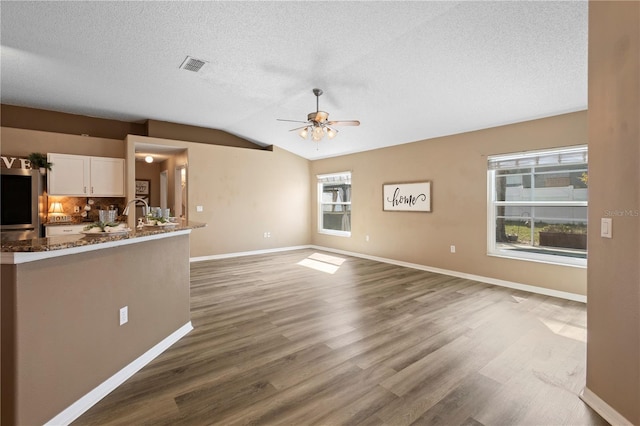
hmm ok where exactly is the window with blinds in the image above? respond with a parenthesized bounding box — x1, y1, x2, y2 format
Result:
(487, 146, 588, 266)
(317, 172, 351, 237)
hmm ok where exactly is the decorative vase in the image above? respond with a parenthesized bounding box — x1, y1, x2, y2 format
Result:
(39, 167, 46, 175)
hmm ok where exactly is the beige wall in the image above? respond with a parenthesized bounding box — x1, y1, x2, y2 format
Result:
(147, 119, 267, 151)
(126, 135, 311, 257)
(1, 234, 191, 425)
(0, 105, 266, 150)
(1, 104, 146, 140)
(586, 2, 640, 424)
(311, 111, 588, 295)
(1, 127, 124, 158)
(0, 266, 15, 424)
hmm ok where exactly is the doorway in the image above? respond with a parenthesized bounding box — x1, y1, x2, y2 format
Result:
(160, 170, 168, 212)
(175, 165, 187, 220)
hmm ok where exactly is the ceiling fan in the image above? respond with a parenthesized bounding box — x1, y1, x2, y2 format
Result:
(277, 88, 360, 142)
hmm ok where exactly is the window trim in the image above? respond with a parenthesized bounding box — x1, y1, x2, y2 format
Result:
(317, 171, 351, 237)
(487, 146, 588, 268)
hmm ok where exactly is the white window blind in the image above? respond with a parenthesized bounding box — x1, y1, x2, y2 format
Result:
(317, 172, 351, 184)
(488, 146, 588, 170)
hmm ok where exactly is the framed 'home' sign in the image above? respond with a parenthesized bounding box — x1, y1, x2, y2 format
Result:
(383, 181, 431, 212)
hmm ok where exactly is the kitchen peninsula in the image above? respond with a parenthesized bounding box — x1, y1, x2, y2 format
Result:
(1, 222, 205, 425)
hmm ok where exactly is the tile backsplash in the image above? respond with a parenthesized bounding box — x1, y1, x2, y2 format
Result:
(46, 196, 126, 223)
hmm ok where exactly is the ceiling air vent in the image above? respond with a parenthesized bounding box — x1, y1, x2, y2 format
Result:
(179, 56, 207, 72)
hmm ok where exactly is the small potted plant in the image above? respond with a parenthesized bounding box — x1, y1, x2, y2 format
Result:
(27, 152, 53, 175)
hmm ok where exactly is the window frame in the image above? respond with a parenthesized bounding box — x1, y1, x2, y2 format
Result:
(317, 171, 352, 237)
(487, 146, 588, 268)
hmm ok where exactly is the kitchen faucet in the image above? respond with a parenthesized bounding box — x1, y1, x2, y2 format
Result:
(122, 198, 149, 217)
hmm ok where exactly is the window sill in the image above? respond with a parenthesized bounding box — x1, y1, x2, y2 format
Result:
(318, 230, 351, 238)
(488, 250, 587, 268)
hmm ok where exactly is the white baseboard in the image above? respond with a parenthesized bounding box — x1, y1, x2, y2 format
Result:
(45, 321, 194, 426)
(310, 245, 586, 303)
(580, 387, 634, 426)
(190, 245, 311, 262)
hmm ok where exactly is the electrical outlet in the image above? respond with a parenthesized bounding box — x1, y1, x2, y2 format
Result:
(119, 306, 128, 326)
(74, 206, 80, 213)
(450, 245, 456, 253)
(196, 205, 203, 212)
(366, 235, 370, 242)
(264, 232, 271, 238)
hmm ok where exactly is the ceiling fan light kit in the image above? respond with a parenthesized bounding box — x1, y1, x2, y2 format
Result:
(300, 123, 338, 141)
(278, 88, 360, 143)
(312, 125, 325, 141)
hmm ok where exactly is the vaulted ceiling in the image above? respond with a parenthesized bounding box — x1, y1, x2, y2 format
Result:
(0, 1, 587, 160)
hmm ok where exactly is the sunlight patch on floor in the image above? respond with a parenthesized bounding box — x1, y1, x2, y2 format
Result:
(297, 253, 346, 274)
(539, 318, 587, 343)
(308, 252, 346, 266)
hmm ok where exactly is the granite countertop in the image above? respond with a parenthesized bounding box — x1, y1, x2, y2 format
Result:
(2, 221, 206, 253)
(43, 221, 97, 227)
(43, 217, 128, 226)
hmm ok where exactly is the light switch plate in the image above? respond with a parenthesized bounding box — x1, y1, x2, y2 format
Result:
(601, 218, 612, 238)
(196, 205, 203, 212)
(119, 306, 128, 326)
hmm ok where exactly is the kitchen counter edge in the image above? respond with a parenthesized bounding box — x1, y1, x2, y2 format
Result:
(1, 222, 206, 264)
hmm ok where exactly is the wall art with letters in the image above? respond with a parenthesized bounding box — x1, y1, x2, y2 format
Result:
(383, 181, 431, 212)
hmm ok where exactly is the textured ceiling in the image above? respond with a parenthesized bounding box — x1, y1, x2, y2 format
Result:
(0, 1, 588, 160)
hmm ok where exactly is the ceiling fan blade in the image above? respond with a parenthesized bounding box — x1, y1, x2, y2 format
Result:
(288, 125, 310, 132)
(277, 118, 310, 124)
(327, 120, 360, 126)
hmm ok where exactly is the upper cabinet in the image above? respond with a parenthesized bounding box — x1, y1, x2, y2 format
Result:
(47, 153, 89, 196)
(48, 153, 125, 197)
(89, 157, 125, 196)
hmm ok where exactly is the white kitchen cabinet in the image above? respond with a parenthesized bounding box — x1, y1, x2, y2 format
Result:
(48, 153, 125, 196)
(47, 153, 89, 196)
(45, 224, 86, 237)
(89, 157, 125, 196)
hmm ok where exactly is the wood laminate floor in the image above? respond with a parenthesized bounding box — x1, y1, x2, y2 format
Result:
(74, 249, 606, 426)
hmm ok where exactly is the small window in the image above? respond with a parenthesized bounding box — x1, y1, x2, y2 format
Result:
(318, 172, 351, 237)
(488, 146, 588, 266)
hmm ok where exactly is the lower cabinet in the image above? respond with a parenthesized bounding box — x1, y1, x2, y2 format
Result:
(45, 224, 86, 237)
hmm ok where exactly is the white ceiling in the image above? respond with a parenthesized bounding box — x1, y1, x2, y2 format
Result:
(0, 1, 588, 160)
